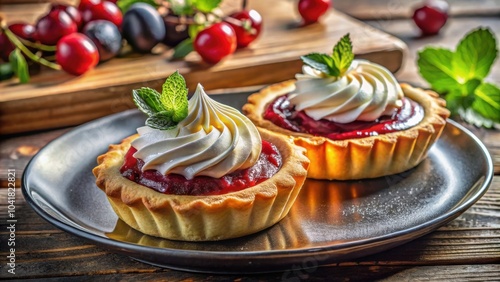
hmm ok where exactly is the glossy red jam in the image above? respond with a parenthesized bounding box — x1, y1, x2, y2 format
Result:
(264, 95, 424, 140)
(120, 141, 281, 196)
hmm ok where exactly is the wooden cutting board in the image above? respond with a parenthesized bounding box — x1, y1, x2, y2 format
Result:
(0, 0, 407, 135)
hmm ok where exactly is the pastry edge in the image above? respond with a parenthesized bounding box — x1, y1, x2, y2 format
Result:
(92, 127, 309, 241)
(242, 80, 451, 180)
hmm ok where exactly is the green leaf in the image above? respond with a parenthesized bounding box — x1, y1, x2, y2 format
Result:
(453, 28, 498, 83)
(132, 71, 189, 130)
(0, 63, 14, 81)
(117, 0, 158, 13)
(461, 78, 482, 97)
(331, 33, 354, 75)
(472, 82, 500, 123)
(133, 87, 163, 115)
(146, 111, 178, 130)
(445, 88, 476, 115)
(9, 49, 29, 83)
(301, 53, 337, 76)
(444, 90, 463, 115)
(160, 70, 189, 122)
(169, 0, 194, 15)
(417, 47, 459, 93)
(188, 24, 204, 40)
(172, 38, 194, 59)
(192, 0, 222, 13)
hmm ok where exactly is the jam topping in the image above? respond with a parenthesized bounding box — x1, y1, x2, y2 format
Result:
(264, 94, 424, 140)
(120, 140, 282, 196)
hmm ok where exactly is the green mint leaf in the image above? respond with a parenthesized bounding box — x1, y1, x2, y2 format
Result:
(146, 111, 179, 130)
(301, 53, 337, 76)
(472, 82, 500, 123)
(160, 70, 189, 123)
(132, 71, 189, 130)
(445, 88, 475, 115)
(331, 33, 354, 75)
(133, 87, 163, 115)
(117, 0, 158, 13)
(453, 28, 498, 82)
(172, 38, 194, 59)
(192, 0, 222, 13)
(417, 47, 459, 93)
(461, 78, 482, 97)
(9, 49, 29, 83)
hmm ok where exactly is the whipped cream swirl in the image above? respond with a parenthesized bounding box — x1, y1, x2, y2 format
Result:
(288, 59, 404, 123)
(131, 84, 262, 180)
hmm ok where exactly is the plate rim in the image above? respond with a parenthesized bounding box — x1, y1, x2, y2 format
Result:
(21, 110, 494, 271)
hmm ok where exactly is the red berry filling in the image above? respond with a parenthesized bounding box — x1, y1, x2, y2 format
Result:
(264, 94, 424, 140)
(120, 141, 282, 196)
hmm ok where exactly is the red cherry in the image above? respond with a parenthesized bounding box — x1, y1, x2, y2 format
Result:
(78, 0, 101, 11)
(227, 9, 263, 48)
(298, 0, 331, 24)
(0, 23, 36, 61)
(413, 0, 449, 35)
(51, 4, 83, 30)
(81, 1, 123, 28)
(35, 10, 78, 45)
(194, 22, 237, 64)
(56, 33, 99, 75)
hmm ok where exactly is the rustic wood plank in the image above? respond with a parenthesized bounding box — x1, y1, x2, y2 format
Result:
(0, 0, 407, 134)
(1, 177, 498, 279)
(0, 3, 499, 280)
(3, 264, 499, 282)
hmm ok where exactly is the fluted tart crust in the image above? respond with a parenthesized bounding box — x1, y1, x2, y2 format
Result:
(243, 80, 450, 180)
(93, 127, 309, 241)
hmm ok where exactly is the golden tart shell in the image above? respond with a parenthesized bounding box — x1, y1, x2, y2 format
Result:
(243, 80, 450, 180)
(92, 127, 309, 241)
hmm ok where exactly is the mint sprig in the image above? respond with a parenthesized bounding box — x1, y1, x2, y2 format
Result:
(418, 27, 500, 127)
(300, 33, 354, 77)
(132, 70, 189, 130)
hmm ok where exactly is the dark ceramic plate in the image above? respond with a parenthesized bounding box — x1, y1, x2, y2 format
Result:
(22, 92, 493, 274)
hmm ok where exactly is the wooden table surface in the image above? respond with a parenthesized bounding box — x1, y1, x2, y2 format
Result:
(1, 1, 500, 281)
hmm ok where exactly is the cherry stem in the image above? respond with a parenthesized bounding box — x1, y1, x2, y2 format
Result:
(0, 20, 60, 70)
(224, 16, 256, 35)
(20, 37, 57, 52)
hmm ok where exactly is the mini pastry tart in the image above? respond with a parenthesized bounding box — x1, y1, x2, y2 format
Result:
(93, 127, 309, 241)
(243, 80, 450, 180)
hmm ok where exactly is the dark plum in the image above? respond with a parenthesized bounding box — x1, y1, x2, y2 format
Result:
(83, 20, 122, 61)
(162, 15, 189, 47)
(122, 3, 165, 53)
